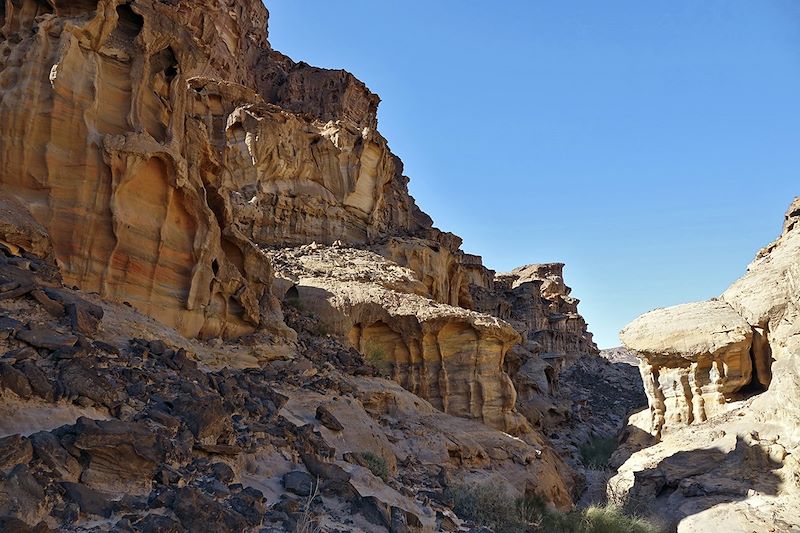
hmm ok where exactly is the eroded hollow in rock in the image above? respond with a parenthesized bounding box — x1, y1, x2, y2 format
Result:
(741, 326, 773, 395)
(151, 46, 178, 83)
(53, 0, 98, 17)
(112, 3, 143, 42)
(6, 0, 53, 31)
(284, 285, 300, 307)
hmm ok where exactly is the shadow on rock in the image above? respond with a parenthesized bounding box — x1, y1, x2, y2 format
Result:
(611, 434, 785, 532)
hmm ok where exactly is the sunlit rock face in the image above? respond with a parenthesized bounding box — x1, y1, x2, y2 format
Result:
(612, 198, 800, 532)
(0, 0, 277, 338)
(621, 199, 800, 438)
(266, 245, 527, 434)
(0, 0, 430, 339)
(620, 300, 753, 437)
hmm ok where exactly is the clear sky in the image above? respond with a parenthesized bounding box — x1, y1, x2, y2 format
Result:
(266, 1, 800, 348)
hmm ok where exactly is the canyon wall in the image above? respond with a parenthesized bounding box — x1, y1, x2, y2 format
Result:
(0, 0, 599, 432)
(0, 0, 606, 510)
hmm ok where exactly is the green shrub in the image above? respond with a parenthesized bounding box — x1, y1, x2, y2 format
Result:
(447, 482, 660, 533)
(582, 505, 659, 533)
(579, 436, 618, 469)
(360, 451, 389, 481)
(446, 483, 538, 533)
(362, 342, 391, 376)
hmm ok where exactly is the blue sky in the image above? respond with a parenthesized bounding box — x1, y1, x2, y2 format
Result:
(266, 1, 800, 348)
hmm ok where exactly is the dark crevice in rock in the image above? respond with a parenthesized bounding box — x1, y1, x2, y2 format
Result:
(113, 3, 143, 41)
(740, 325, 772, 396)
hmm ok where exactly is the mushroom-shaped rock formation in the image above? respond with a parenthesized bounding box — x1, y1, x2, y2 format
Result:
(620, 300, 753, 436)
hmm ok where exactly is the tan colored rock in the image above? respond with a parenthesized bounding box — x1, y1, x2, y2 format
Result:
(0, 0, 291, 340)
(0, 0, 430, 342)
(0, 194, 53, 261)
(620, 300, 753, 436)
(267, 245, 525, 433)
(348, 376, 578, 509)
(614, 199, 800, 529)
(374, 236, 474, 308)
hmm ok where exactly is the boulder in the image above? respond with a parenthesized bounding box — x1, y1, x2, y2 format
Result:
(283, 470, 315, 497)
(65, 418, 167, 494)
(16, 328, 78, 352)
(0, 435, 33, 473)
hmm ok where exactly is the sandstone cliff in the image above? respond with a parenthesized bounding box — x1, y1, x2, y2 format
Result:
(0, 1, 608, 531)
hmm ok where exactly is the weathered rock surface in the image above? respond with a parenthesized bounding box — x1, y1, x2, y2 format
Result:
(0, 241, 581, 531)
(267, 245, 526, 434)
(615, 198, 800, 531)
(621, 300, 754, 436)
(0, 0, 607, 530)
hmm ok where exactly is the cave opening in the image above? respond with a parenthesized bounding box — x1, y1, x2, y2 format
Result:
(739, 327, 773, 396)
(285, 285, 300, 306)
(114, 3, 143, 41)
(152, 46, 178, 83)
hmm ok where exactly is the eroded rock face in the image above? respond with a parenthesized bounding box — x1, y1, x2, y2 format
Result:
(0, 0, 289, 340)
(620, 300, 754, 436)
(0, 1, 603, 525)
(267, 245, 525, 434)
(486, 263, 599, 358)
(613, 199, 800, 530)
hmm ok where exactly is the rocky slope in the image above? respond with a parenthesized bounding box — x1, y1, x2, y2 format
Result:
(614, 199, 800, 531)
(0, 1, 616, 532)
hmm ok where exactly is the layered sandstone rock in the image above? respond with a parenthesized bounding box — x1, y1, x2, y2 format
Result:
(0, 0, 291, 340)
(0, 1, 601, 525)
(0, 0, 598, 373)
(487, 263, 598, 358)
(266, 245, 526, 434)
(373, 236, 474, 309)
(620, 300, 754, 437)
(469, 262, 600, 429)
(0, 0, 432, 342)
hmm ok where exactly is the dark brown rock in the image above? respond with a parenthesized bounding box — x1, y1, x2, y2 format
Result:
(170, 487, 249, 532)
(0, 317, 24, 338)
(283, 470, 314, 497)
(58, 360, 125, 407)
(173, 394, 231, 445)
(30, 432, 81, 482)
(133, 514, 185, 533)
(210, 462, 235, 483)
(0, 362, 33, 399)
(227, 486, 266, 527)
(29, 289, 65, 317)
(0, 435, 33, 473)
(316, 404, 345, 432)
(15, 361, 54, 401)
(66, 418, 167, 493)
(61, 482, 117, 518)
(16, 327, 77, 351)
(0, 465, 46, 526)
(0, 516, 54, 533)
